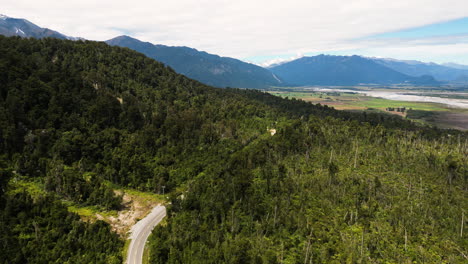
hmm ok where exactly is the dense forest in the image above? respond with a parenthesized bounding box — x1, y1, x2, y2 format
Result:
(0, 36, 466, 263)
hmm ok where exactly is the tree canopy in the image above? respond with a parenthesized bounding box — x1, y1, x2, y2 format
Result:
(0, 36, 466, 263)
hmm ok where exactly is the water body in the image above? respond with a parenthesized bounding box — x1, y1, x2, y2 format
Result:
(305, 88, 468, 109)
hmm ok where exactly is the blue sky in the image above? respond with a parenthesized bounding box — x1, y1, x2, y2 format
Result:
(4, 0, 468, 66)
(246, 17, 468, 66)
(368, 17, 468, 39)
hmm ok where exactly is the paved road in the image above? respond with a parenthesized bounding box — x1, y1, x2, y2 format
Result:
(126, 205, 166, 264)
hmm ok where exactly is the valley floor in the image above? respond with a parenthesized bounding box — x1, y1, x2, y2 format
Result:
(269, 86, 468, 130)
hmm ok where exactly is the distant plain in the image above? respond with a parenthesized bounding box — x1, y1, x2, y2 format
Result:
(269, 86, 468, 130)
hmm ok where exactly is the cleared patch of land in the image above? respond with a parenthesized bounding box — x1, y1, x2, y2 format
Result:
(69, 188, 165, 236)
(432, 111, 468, 130)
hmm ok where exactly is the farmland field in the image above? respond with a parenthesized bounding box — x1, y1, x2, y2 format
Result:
(268, 87, 468, 130)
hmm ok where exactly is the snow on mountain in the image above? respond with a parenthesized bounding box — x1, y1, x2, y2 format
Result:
(0, 14, 80, 40)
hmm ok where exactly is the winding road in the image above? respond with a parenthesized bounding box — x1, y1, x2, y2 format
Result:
(126, 205, 166, 264)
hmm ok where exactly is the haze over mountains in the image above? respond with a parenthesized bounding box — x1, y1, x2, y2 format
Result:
(371, 57, 468, 82)
(442, 62, 468, 70)
(2, 14, 468, 87)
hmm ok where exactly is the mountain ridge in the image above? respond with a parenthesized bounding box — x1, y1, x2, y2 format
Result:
(270, 54, 439, 86)
(442, 62, 468, 70)
(2, 14, 464, 87)
(106, 35, 283, 89)
(0, 14, 78, 40)
(371, 57, 468, 81)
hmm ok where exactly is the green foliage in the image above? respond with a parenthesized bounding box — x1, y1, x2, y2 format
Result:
(0, 36, 466, 263)
(149, 119, 467, 263)
(0, 192, 123, 264)
(45, 161, 122, 210)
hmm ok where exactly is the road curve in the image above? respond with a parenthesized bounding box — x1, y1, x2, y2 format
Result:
(126, 205, 166, 264)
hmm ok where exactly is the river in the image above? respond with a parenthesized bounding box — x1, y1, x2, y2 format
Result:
(305, 88, 468, 109)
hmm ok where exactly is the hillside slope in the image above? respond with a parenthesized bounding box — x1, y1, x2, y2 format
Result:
(106, 35, 283, 89)
(0, 36, 465, 263)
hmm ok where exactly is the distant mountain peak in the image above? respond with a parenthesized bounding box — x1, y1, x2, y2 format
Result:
(270, 54, 439, 86)
(0, 14, 78, 40)
(111, 35, 138, 41)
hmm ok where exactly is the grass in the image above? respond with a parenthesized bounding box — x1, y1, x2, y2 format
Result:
(121, 188, 166, 204)
(66, 204, 96, 218)
(349, 97, 448, 111)
(406, 109, 437, 120)
(268, 87, 468, 130)
(143, 243, 151, 264)
(122, 239, 131, 263)
(65, 202, 118, 221)
(104, 180, 166, 205)
(270, 90, 449, 111)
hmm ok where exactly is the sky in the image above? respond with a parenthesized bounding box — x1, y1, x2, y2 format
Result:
(3, 0, 468, 66)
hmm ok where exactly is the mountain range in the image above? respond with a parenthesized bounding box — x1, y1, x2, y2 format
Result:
(370, 57, 468, 82)
(442, 62, 468, 70)
(2, 14, 468, 87)
(106, 35, 283, 88)
(270, 55, 439, 86)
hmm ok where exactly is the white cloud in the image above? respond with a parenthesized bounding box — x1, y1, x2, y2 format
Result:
(2, 0, 468, 62)
(316, 34, 468, 64)
(352, 42, 468, 64)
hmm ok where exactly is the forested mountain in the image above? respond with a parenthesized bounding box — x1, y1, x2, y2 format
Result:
(106, 35, 283, 88)
(0, 36, 466, 263)
(1, 14, 456, 88)
(0, 14, 76, 40)
(0, 15, 284, 89)
(270, 55, 440, 86)
(372, 57, 468, 82)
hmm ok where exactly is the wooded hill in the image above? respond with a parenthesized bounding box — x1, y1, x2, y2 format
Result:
(0, 36, 466, 263)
